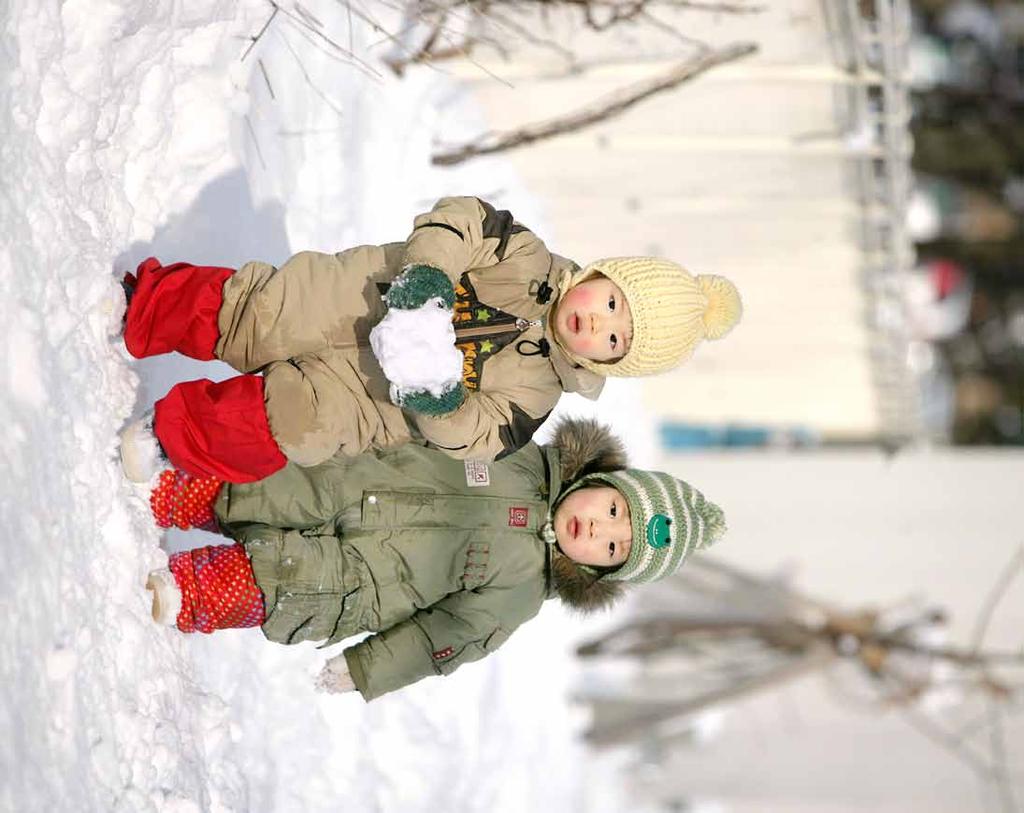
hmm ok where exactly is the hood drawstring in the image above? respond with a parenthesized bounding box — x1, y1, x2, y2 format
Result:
(540, 516, 558, 546)
(516, 337, 550, 358)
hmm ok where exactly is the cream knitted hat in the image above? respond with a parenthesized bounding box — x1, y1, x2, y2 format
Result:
(565, 257, 742, 377)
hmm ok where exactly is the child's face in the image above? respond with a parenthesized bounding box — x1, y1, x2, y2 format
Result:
(553, 485, 632, 568)
(553, 276, 633, 362)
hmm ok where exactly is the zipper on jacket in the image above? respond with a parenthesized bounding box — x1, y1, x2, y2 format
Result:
(454, 318, 541, 342)
(353, 317, 541, 349)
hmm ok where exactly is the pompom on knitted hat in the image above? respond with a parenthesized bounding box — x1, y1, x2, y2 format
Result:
(562, 468, 726, 584)
(564, 257, 742, 378)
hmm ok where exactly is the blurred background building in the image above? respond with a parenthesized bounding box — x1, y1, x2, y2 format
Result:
(438, 0, 1023, 450)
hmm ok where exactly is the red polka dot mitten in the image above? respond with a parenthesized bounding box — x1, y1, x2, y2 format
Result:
(150, 468, 223, 532)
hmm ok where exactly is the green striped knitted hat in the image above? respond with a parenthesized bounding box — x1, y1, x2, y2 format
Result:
(580, 469, 726, 583)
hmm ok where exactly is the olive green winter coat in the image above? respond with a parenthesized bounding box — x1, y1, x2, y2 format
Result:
(213, 419, 627, 701)
(213, 196, 604, 466)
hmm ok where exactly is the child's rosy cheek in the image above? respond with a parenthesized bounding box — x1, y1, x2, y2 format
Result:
(574, 289, 595, 308)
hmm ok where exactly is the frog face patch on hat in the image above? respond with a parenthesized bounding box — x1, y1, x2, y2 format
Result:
(645, 513, 673, 549)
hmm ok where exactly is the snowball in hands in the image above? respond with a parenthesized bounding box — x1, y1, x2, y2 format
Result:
(370, 297, 463, 405)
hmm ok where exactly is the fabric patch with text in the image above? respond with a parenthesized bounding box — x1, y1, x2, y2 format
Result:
(508, 507, 529, 527)
(464, 459, 491, 487)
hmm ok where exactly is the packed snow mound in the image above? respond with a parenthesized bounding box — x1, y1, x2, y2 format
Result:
(0, 0, 598, 810)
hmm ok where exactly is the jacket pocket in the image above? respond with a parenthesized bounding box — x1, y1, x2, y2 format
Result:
(483, 627, 510, 650)
(434, 626, 511, 675)
(262, 588, 358, 646)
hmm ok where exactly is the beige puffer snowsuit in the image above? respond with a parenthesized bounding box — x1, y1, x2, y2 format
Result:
(213, 197, 603, 465)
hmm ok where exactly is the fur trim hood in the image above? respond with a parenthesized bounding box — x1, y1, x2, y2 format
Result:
(545, 418, 629, 614)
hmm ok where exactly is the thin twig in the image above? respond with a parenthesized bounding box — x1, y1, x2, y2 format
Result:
(970, 545, 1024, 654)
(339, 0, 457, 77)
(292, 1, 325, 29)
(242, 5, 280, 61)
(375, 0, 516, 86)
(898, 703, 994, 778)
(346, 0, 354, 54)
(654, 0, 764, 10)
(257, 58, 276, 99)
(365, 0, 505, 55)
(986, 698, 1018, 813)
(556, 0, 765, 12)
(244, 114, 267, 170)
(282, 11, 382, 80)
(275, 27, 346, 116)
(276, 0, 383, 78)
(476, 7, 577, 65)
(638, 9, 712, 51)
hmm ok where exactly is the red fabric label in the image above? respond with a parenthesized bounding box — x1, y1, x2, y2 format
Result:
(508, 507, 528, 527)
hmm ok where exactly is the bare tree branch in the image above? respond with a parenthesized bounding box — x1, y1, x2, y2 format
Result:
(352, 0, 515, 85)
(470, 7, 576, 65)
(986, 697, 1019, 813)
(638, 8, 712, 50)
(511, 0, 766, 16)
(898, 703, 995, 780)
(257, 58, 276, 99)
(432, 40, 758, 165)
(970, 545, 1024, 654)
(585, 645, 835, 747)
(275, 27, 346, 116)
(242, 4, 280, 61)
(278, 2, 383, 78)
(243, 114, 267, 170)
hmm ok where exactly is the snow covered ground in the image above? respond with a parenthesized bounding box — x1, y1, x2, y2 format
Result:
(0, 2, 633, 809)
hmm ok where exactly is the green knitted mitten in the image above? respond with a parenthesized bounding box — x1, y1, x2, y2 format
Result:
(394, 382, 465, 416)
(386, 265, 455, 310)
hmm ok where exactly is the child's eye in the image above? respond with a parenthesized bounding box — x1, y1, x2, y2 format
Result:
(610, 502, 617, 518)
(608, 542, 616, 557)
(608, 296, 616, 312)
(610, 334, 618, 351)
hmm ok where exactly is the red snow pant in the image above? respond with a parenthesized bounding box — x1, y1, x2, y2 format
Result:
(169, 543, 266, 633)
(123, 257, 287, 483)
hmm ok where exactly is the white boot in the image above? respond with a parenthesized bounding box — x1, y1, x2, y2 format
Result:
(120, 411, 165, 483)
(146, 568, 182, 626)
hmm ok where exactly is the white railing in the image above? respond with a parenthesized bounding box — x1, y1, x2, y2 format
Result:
(828, 0, 932, 444)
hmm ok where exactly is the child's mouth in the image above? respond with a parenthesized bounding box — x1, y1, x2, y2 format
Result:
(568, 313, 580, 334)
(569, 516, 579, 538)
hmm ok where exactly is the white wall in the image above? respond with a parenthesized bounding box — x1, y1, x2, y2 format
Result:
(444, 0, 881, 435)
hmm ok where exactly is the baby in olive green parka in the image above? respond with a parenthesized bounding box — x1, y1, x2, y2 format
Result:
(147, 419, 726, 701)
